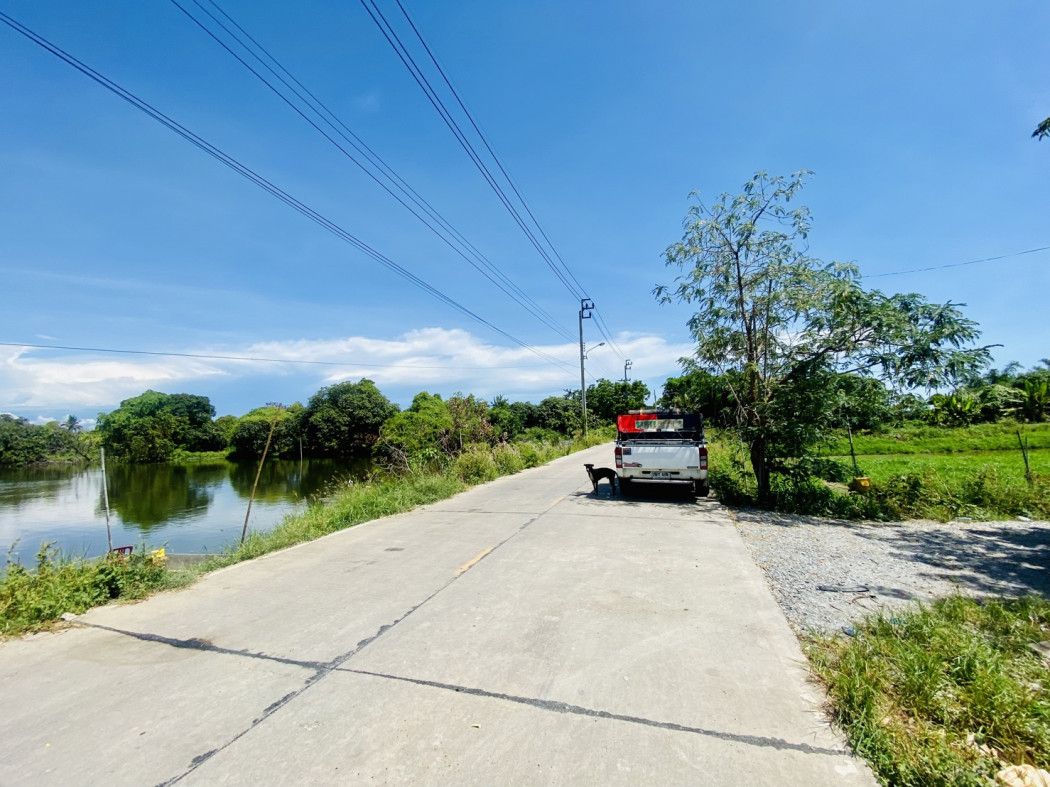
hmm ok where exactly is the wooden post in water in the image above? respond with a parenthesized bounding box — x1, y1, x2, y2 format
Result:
(100, 447, 113, 552)
(241, 403, 282, 544)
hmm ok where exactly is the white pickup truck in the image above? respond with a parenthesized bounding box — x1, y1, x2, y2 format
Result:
(614, 410, 709, 497)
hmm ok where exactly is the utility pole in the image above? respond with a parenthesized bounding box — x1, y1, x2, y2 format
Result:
(578, 298, 594, 435)
(624, 359, 632, 382)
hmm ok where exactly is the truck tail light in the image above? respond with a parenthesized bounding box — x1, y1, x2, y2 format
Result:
(698, 446, 708, 470)
(614, 445, 623, 469)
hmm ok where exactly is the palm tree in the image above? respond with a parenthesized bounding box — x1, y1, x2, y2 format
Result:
(61, 415, 82, 434)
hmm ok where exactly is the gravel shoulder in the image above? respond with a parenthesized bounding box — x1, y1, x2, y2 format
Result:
(731, 508, 1050, 634)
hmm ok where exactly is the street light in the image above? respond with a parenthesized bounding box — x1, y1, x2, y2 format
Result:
(583, 341, 605, 359)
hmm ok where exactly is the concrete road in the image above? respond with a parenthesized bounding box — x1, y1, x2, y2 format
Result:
(0, 445, 875, 785)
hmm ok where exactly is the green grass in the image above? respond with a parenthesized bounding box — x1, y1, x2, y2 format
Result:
(852, 451, 1050, 486)
(808, 596, 1050, 785)
(823, 421, 1050, 456)
(1, 434, 607, 638)
(708, 425, 1050, 521)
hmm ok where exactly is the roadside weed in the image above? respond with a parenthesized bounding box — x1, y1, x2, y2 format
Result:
(808, 596, 1050, 785)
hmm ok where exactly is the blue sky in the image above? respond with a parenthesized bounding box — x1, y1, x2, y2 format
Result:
(2, 0, 1047, 424)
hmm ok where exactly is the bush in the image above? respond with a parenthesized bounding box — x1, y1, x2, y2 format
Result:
(491, 444, 525, 476)
(518, 442, 541, 468)
(519, 427, 564, 445)
(452, 448, 499, 485)
(1, 544, 170, 636)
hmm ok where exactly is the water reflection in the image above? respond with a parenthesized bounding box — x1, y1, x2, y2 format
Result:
(0, 458, 370, 567)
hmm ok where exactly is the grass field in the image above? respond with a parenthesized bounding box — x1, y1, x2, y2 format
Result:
(823, 421, 1050, 456)
(843, 450, 1050, 486)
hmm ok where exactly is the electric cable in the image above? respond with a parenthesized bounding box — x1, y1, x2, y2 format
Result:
(866, 246, 1050, 278)
(358, 0, 585, 300)
(365, 1, 631, 364)
(172, 0, 573, 342)
(0, 11, 575, 374)
(390, 0, 588, 299)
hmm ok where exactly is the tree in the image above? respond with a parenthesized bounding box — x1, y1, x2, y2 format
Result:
(659, 369, 737, 425)
(488, 399, 538, 439)
(228, 404, 303, 459)
(303, 379, 399, 456)
(536, 395, 580, 435)
(656, 171, 991, 500)
(61, 415, 82, 434)
(584, 379, 650, 423)
(96, 390, 222, 461)
(1034, 117, 1050, 141)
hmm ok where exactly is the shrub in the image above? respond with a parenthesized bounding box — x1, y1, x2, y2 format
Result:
(1, 544, 170, 636)
(452, 448, 499, 485)
(491, 444, 525, 476)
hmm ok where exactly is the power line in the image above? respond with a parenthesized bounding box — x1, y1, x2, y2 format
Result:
(173, 0, 573, 342)
(365, 2, 629, 363)
(0, 11, 575, 375)
(359, 0, 585, 300)
(0, 341, 563, 370)
(866, 246, 1050, 278)
(389, 0, 589, 299)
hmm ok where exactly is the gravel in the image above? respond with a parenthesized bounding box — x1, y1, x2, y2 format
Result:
(731, 508, 1050, 634)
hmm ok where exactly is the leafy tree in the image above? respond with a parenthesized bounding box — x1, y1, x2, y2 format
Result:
(228, 405, 303, 459)
(930, 391, 978, 426)
(96, 390, 223, 461)
(585, 379, 650, 423)
(0, 414, 82, 466)
(61, 415, 82, 434)
(659, 369, 737, 425)
(830, 374, 893, 432)
(536, 395, 580, 435)
(487, 396, 542, 440)
(446, 394, 494, 449)
(656, 171, 991, 500)
(375, 392, 453, 470)
(214, 415, 240, 447)
(303, 379, 399, 456)
(1034, 117, 1050, 141)
(1014, 377, 1048, 422)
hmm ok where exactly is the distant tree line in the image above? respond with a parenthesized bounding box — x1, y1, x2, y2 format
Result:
(658, 362, 1049, 434)
(0, 414, 94, 466)
(0, 377, 650, 467)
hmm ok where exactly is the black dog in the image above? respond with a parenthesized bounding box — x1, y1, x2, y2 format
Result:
(584, 463, 618, 494)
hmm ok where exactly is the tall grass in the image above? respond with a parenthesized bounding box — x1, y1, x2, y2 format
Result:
(808, 596, 1050, 785)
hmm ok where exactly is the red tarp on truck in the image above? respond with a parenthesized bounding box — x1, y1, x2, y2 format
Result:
(616, 413, 700, 434)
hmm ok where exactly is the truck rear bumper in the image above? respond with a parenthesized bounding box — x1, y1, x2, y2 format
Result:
(625, 478, 696, 486)
(618, 470, 707, 482)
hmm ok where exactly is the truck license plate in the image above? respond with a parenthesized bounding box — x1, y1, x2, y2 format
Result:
(651, 472, 671, 479)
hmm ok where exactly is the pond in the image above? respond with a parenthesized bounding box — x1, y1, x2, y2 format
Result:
(0, 458, 371, 567)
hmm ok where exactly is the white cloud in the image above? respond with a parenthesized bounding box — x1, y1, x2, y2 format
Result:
(0, 345, 228, 410)
(0, 329, 695, 416)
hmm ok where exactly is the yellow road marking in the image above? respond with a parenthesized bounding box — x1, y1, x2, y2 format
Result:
(549, 493, 567, 508)
(455, 547, 494, 576)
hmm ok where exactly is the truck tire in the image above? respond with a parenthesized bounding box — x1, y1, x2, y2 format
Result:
(694, 480, 710, 498)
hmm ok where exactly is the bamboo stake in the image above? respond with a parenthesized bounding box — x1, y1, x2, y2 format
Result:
(100, 447, 113, 552)
(241, 403, 282, 544)
(1017, 429, 1032, 483)
(847, 422, 859, 476)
